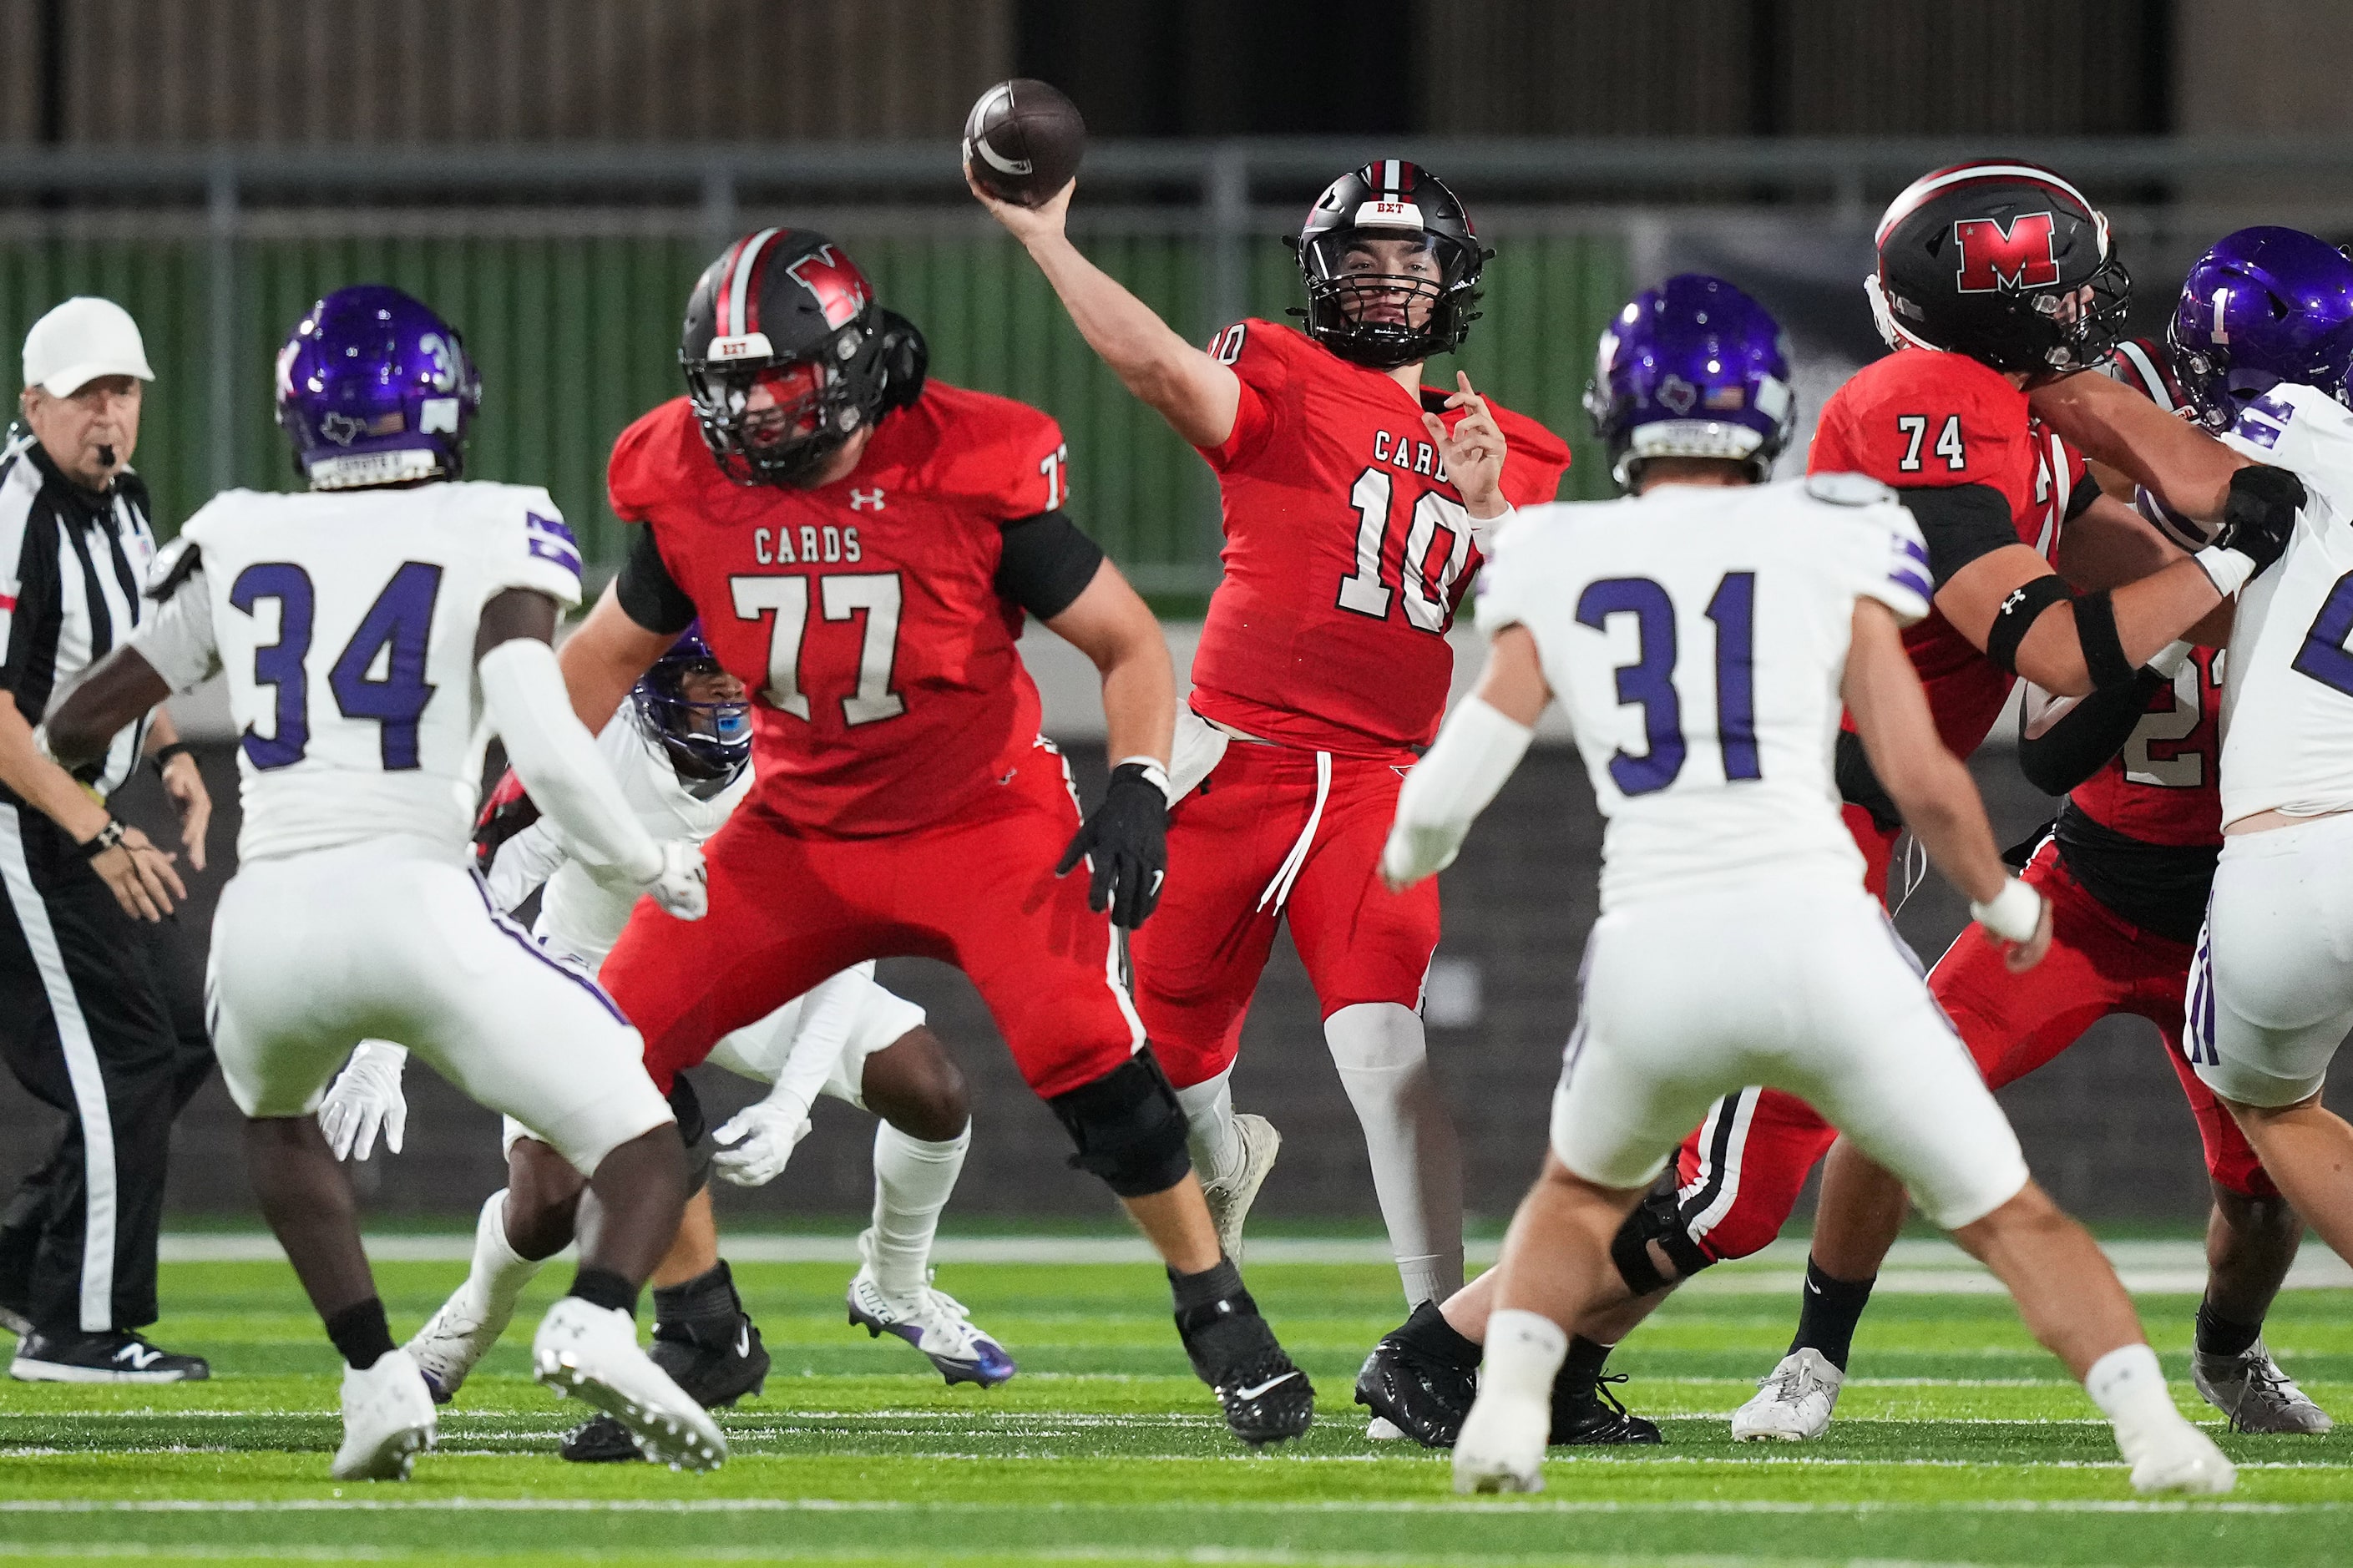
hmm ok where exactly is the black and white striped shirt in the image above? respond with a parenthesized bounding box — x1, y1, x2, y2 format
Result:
(0, 434, 160, 799)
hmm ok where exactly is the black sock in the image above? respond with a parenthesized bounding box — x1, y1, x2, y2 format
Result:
(568, 1265, 640, 1318)
(1169, 1257, 1250, 1320)
(2195, 1299, 2263, 1358)
(652, 1260, 744, 1347)
(1554, 1334, 1614, 1401)
(324, 1297, 396, 1371)
(1789, 1258, 1875, 1373)
(1390, 1298, 1482, 1371)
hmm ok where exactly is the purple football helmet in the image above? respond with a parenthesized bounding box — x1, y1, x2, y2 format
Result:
(630, 623, 752, 781)
(275, 286, 482, 490)
(1585, 274, 1795, 486)
(2169, 227, 2353, 430)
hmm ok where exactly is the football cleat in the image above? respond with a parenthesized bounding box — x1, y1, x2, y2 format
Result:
(406, 1286, 517, 1405)
(1553, 1372, 1662, 1445)
(559, 1413, 644, 1464)
(2194, 1339, 2333, 1434)
(2123, 1417, 2237, 1495)
(1211, 1348, 1316, 1448)
(1731, 1348, 1843, 1442)
(1452, 1390, 1550, 1494)
(532, 1297, 726, 1472)
(9, 1329, 209, 1383)
(846, 1235, 1015, 1388)
(1354, 1318, 1475, 1449)
(1200, 1113, 1281, 1265)
(331, 1349, 437, 1481)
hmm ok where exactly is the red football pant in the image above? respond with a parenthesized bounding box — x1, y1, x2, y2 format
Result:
(599, 739, 1142, 1100)
(1670, 828, 2272, 1262)
(1131, 741, 1440, 1091)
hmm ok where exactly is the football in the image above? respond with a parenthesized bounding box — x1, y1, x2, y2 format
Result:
(963, 78, 1085, 207)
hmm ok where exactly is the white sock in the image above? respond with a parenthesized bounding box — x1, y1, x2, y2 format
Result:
(1482, 1308, 1569, 1404)
(2084, 1343, 2183, 1454)
(1174, 1067, 1242, 1188)
(1324, 1002, 1465, 1306)
(472, 1188, 545, 1324)
(868, 1120, 969, 1302)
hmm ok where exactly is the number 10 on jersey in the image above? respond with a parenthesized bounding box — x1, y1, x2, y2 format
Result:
(1337, 467, 1475, 633)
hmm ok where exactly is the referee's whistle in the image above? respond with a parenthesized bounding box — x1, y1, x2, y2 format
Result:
(97, 444, 116, 468)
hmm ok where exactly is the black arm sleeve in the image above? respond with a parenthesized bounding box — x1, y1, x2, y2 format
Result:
(614, 524, 697, 636)
(995, 510, 1106, 620)
(2065, 468, 2103, 523)
(2016, 669, 2168, 797)
(1895, 483, 2021, 589)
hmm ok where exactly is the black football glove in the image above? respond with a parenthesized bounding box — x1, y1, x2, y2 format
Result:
(471, 765, 542, 873)
(1055, 761, 1169, 928)
(2212, 463, 2305, 579)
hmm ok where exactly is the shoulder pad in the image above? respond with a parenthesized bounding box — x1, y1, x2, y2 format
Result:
(1805, 472, 1897, 508)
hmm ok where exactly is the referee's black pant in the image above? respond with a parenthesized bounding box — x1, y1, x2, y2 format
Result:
(0, 800, 208, 1338)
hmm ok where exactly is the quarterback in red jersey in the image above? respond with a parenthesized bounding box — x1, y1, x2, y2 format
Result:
(979, 159, 1570, 1318)
(1351, 161, 2312, 1453)
(521, 229, 1314, 1447)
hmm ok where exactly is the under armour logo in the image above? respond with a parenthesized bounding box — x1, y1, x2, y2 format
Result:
(1999, 587, 2027, 615)
(849, 488, 886, 511)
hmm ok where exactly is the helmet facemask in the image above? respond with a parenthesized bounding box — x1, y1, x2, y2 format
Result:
(686, 336, 879, 488)
(631, 649, 752, 783)
(1298, 226, 1483, 370)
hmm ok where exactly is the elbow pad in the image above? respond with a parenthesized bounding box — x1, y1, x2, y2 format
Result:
(1382, 695, 1536, 887)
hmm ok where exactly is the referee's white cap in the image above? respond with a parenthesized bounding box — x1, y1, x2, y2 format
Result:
(23, 297, 155, 397)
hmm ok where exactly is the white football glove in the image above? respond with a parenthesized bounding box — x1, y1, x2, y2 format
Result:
(711, 1094, 815, 1188)
(319, 1040, 408, 1161)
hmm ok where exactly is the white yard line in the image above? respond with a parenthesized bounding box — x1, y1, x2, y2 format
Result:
(0, 1496, 2345, 1514)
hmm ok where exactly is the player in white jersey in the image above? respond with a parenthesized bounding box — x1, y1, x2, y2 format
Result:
(40, 287, 725, 1480)
(1382, 276, 2233, 1496)
(320, 625, 1013, 1460)
(2127, 230, 2353, 1275)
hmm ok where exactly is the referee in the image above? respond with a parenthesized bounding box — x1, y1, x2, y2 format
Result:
(0, 297, 212, 1381)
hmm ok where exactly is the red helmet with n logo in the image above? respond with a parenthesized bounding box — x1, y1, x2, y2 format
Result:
(1866, 159, 2128, 382)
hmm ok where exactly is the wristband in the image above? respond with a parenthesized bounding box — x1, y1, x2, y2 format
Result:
(1111, 756, 1171, 798)
(2193, 545, 2254, 597)
(150, 741, 195, 773)
(1970, 878, 2042, 944)
(76, 819, 128, 860)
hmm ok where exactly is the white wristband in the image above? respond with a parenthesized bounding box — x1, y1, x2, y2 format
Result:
(2194, 545, 2254, 598)
(1113, 756, 1171, 797)
(1970, 878, 2043, 944)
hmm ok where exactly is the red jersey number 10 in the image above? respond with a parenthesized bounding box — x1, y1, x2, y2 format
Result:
(1335, 466, 1475, 635)
(729, 572, 908, 726)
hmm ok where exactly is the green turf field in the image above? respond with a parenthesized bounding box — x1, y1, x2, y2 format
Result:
(3, 1250, 2349, 1566)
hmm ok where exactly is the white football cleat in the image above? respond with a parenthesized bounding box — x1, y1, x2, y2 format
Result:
(532, 1297, 726, 1471)
(2193, 1339, 2333, 1434)
(2123, 1415, 2236, 1495)
(1452, 1389, 1550, 1494)
(846, 1238, 1017, 1388)
(406, 1284, 517, 1404)
(331, 1348, 437, 1481)
(1731, 1348, 1843, 1442)
(1202, 1113, 1281, 1264)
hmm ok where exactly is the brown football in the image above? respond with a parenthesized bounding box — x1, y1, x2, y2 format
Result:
(963, 78, 1085, 208)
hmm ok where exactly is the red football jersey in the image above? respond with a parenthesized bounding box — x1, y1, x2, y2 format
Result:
(1810, 348, 2080, 759)
(608, 384, 1070, 837)
(1187, 319, 1571, 752)
(2067, 645, 2224, 847)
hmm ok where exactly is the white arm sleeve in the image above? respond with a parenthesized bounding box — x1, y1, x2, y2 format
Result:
(477, 638, 661, 887)
(1380, 695, 1535, 888)
(757, 962, 878, 1114)
(483, 817, 571, 914)
(127, 559, 223, 693)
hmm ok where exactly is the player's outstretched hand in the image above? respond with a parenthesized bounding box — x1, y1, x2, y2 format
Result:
(1423, 372, 1509, 515)
(472, 766, 540, 873)
(318, 1041, 409, 1161)
(1055, 761, 1168, 928)
(711, 1096, 814, 1188)
(91, 824, 185, 923)
(965, 160, 1074, 245)
(645, 840, 709, 921)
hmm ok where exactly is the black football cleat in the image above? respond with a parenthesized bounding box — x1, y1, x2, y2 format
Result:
(1355, 1328, 1475, 1449)
(1175, 1272, 1313, 1448)
(1551, 1372, 1662, 1445)
(558, 1310, 767, 1464)
(558, 1412, 640, 1463)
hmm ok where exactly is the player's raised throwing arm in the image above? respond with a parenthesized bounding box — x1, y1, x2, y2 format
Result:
(969, 175, 1241, 451)
(1842, 598, 2050, 971)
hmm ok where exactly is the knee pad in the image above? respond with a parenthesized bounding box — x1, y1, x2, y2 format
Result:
(1045, 1051, 1192, 1199)
(1611, 1179, 1713, 1297)
(668, 1073, 716, 1197)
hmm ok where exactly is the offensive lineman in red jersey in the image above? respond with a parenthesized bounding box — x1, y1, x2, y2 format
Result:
(1354, 160, 2311, 1451)
(975, 160, 1571, 1326)
(503, 228, 1315, 1447)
